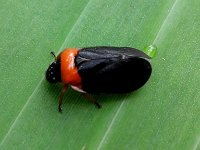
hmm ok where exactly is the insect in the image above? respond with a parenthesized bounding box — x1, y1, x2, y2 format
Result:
(46, 46, 152, 112)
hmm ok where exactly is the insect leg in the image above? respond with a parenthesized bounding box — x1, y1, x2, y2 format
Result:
(59, 84, 68, 112)
(82, 93, 101, 109)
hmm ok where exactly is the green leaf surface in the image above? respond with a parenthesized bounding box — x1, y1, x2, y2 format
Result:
(1, 0, 200, 149)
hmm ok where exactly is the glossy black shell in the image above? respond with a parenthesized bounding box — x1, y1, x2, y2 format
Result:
(75, 46, 152, 94)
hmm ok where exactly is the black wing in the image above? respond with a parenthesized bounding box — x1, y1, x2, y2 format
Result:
(75, 46, 152, 94)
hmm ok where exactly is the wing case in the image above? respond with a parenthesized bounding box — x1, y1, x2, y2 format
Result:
(75, 46, 152, 94)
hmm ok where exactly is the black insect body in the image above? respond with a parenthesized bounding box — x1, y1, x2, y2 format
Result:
(46, 46, 152, 112)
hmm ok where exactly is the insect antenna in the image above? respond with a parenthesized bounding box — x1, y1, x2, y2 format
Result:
(50, 51, 57, 60)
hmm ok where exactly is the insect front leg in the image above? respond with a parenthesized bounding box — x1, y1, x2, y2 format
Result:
(82, 93, 101, 109)
(59, 84, 68, 112)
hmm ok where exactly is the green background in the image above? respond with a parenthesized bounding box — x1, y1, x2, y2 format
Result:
(0, 0, 200, 149)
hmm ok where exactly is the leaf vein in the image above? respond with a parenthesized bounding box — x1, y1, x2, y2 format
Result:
(153, 0, 180, 44)
(97, 100, 125, 150)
